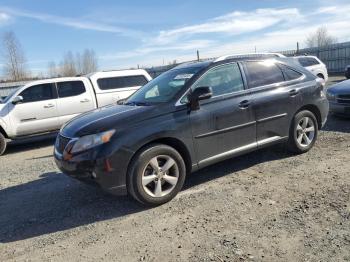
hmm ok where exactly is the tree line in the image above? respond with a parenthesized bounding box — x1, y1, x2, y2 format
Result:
(47, 49, 98, 78)
(0, 27, 338, 82)
(0, 31, 98, 82)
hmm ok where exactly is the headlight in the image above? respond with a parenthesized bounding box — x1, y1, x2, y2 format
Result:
(70, 130, 116, 154)
(326, 91, 336, 101)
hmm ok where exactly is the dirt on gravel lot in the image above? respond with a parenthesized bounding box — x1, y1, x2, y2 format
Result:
(0, 77, 349, 262)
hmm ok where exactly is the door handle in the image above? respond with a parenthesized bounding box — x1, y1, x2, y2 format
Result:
(44, 104, 55, 108)
(289, 89, 299, 97)
(239, 100, 250, 109)
(80, 98, 90, 103)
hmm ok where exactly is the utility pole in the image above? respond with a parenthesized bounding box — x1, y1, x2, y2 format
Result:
(254, 46, 257, 53)
(296, 42, 300, 55)
(197, 50, 200, 61)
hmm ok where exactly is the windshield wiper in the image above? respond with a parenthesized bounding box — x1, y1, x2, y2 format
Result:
(124, 101, 151, 106)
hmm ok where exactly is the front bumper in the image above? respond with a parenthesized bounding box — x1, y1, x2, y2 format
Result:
(54, 146, 134, 196)
(329, 101, 350, 116)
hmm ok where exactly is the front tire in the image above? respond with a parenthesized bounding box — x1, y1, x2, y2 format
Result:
(127, 144, 186, 206)
(287, 110, 318, 154)
(0, 133, 7, 156)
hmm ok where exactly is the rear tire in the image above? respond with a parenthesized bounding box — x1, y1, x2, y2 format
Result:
(127, 144, 186, 206)
(0, 133, 7, 156)
(287, 110, 318, 154)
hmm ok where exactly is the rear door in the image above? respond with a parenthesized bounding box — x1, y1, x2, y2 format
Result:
(8, 83, 59, 136)
(56, 80, 95, 125)
(243, 61, 304, 145)
(189, 62, 256, 167)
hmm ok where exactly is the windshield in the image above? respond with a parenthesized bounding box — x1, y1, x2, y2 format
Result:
(125, 67, 202, 105)
(0, 87, 20, 104)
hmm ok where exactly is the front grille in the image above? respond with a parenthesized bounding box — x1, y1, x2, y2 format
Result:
(56, 135, 71, 154)
(338, 94, 350, 99)
(337, 99, 350, 104)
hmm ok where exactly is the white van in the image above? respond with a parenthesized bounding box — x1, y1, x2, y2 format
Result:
(0, 69, 152, 155)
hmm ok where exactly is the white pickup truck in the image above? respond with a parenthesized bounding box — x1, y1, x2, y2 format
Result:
(0, 69, 152, 155)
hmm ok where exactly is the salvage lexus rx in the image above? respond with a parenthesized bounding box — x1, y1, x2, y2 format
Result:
(54, 56, 329, 206)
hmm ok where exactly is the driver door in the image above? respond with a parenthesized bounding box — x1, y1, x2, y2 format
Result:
(189, 63, 257, 167)
(8, 83, 59, 136)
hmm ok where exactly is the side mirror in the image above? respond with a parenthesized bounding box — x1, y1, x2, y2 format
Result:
(117, 98, 126, 105)
(12, 96, 23, 105)
(188, 86, 212, 110)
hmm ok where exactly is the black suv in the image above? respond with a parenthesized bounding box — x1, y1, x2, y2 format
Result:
(54, 57, 329, 206)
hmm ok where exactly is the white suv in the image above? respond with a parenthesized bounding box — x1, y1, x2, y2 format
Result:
(293, 56, 328, 82)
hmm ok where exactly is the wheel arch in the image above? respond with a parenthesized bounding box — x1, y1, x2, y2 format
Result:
(0, 125, 8, 138)
(128, 137, 193, 176)
(296, 105, 322, 130)
(316, 73, 325, 79)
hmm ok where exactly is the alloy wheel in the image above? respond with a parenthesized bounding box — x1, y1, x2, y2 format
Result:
(141, 155, 179, 198)
(295, 116, 315, 147)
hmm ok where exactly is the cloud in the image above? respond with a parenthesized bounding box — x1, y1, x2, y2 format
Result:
(154, 8, 302, 45)
(100, 40, 215, 60)
(0, 12, 11, 25)
(101, 4, 350, 69)
(0, 7, 141, 37)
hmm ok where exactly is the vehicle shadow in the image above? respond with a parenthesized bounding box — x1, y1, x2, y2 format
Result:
(322, 114, 350, 133)
(0, 172, 145, 243)
(184, 145, 290, 190)
(5, 133, 57, 155)
(0, 145, 292, 243)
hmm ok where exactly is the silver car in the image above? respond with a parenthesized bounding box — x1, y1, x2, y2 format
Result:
(327, 80, 350, 116)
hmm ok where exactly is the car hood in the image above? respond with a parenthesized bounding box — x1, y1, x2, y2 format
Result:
(328, 80, 350, 94)
(61, 104, 160, 138)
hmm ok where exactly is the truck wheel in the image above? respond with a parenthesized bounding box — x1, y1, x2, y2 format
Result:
(287, 110, 318, 154)
(127, 144, 186, 206)
(0, 133, 7, 156)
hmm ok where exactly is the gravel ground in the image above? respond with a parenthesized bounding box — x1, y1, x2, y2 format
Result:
(0, 77, 349, 262)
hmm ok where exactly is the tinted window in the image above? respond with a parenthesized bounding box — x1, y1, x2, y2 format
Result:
(298, 57, 320, 67)
(98, 75, 148, 90)
(193, 63, 244, 96)
(126, 67, 202, 104)
(245, 61, 284, 88)
(279, 64, 303, 81)
(20, 84, 55, 103)
(57, 81, 86, 98)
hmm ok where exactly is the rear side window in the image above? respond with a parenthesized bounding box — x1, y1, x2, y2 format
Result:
(57, 81, 86, 98)
(245, 61, 284, 88)
(97, 75, 148, 90)
(20, 83, 55, 103)
(278, 64, 303, 81)
(298, 57, 320, 67)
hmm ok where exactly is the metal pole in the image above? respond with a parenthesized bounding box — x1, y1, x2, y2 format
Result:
(197, 50, 200, 61)
(297, 42, 299, 55)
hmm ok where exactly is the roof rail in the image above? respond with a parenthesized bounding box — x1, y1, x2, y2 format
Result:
(214, 52, 285, 62)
